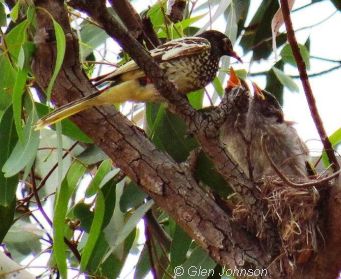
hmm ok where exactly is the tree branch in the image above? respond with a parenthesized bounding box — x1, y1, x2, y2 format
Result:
(280, 0, 340, 172)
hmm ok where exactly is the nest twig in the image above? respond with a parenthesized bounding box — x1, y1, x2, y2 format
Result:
(233, 175, 323, 273)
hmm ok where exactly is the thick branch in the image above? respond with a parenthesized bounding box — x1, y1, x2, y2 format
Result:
(280, 0, 340, 172)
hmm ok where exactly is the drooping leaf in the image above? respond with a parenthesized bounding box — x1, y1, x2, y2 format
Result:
(2, 105, 40, 177)
(104, 199, 154, 259)
(266, 60, 284, 105)
(85, 159, 113, 197)
(135, 245, 151, 279)
(79, 22, 109, 59)
(0, 200, 15, 243)
(240, 0, 287, 60)
(272, 67, 299, 92)
(194, 152, 231, 197)
(177, 246, 216, 279)
(146, 104, 198, 162)
(46, 18, 66, 100)
(12, 68, 28, 142)
(170, 225, 192, 268)
(0, 106, 18, 207)
(0, 55, 16, 108)
(120, 181, 148, 212)
(5, 18, 29, 60)
(81, 192, 105, 271)
(53, 161, 86, 278)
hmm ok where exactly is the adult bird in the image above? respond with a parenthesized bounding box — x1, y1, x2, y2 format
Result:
(246, 83, 309, 180)
(35, 30, 242, 130)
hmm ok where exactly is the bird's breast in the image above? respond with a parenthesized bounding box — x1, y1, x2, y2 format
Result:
(160, 51, 219, 94)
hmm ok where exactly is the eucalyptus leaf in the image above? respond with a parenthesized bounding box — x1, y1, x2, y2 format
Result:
(2, 106, 39, 177)
(272, 67, 299, 92)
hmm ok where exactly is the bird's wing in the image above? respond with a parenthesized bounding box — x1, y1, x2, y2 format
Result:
(98, 37, 210, 82)
(150, 37, 210, 61)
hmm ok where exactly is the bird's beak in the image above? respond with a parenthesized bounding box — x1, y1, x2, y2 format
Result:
(227, 67, 241, 88)
(252, 82, 265, 100)
(229, 50, 243, 63)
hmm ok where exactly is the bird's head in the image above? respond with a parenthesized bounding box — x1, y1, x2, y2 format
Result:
(198, 30, 242, 62)
(224, 68, 250, 112)
(251, 82, 284, 123)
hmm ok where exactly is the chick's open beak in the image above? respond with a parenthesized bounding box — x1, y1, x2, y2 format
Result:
(227, 67, 241, 89)
(252, 82, 265, 100)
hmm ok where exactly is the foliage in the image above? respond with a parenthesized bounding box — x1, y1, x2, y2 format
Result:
(0, 0, 340, 278)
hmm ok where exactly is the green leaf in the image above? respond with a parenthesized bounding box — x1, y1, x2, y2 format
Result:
(103, 199, 154, 261)
(53, 161, 86, 278)
(135, 245, 151, 279)
(170, 225, 192, 268)
(46, 19, 66, 100)
(0, 106, 18, 206)
(194, 152, 231, 197)
(187, 89, 204, 109)
(85, 159, 112, 197)
(240, 1, 287, 60)
(322, 128, 341, 167)
(146, 104, 198, 162)
(0, 54, 16, 106)
(12, 69, 28, 142)
(280, 43, 310, 69)
(266, 60, 284, 105)
(9, 1, 20, 22)
(177, 246, 216, 279)
(0, 2, 6, 26)
(0, 199, 15, 242)
(2, 106, 39, 177)
(73, 202, 93, 232)
(212, 76, 224, 97)
(272, 67, 299, 92)
(5, 19, 29, 60)
(81, 192, 105, 271)
(120, 181, 148, 212)
(79, 22, 108, 60)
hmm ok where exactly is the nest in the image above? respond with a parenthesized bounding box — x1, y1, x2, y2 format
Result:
(232, 175, 322, 270)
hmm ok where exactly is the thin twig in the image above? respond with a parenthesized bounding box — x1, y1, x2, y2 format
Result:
(261, 135, 340, 188)
(249, 64, 341, 78)
(280, 0, 339, 172)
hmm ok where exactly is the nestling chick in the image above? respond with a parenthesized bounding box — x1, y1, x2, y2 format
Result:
(219, 69, 251, 177)
(246, 83, 309, 180)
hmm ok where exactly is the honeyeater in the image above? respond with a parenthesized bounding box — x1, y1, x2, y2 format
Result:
(35, 30, 242, 130)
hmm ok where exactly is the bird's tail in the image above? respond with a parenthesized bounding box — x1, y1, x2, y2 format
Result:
(34, 80, 160, 130)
